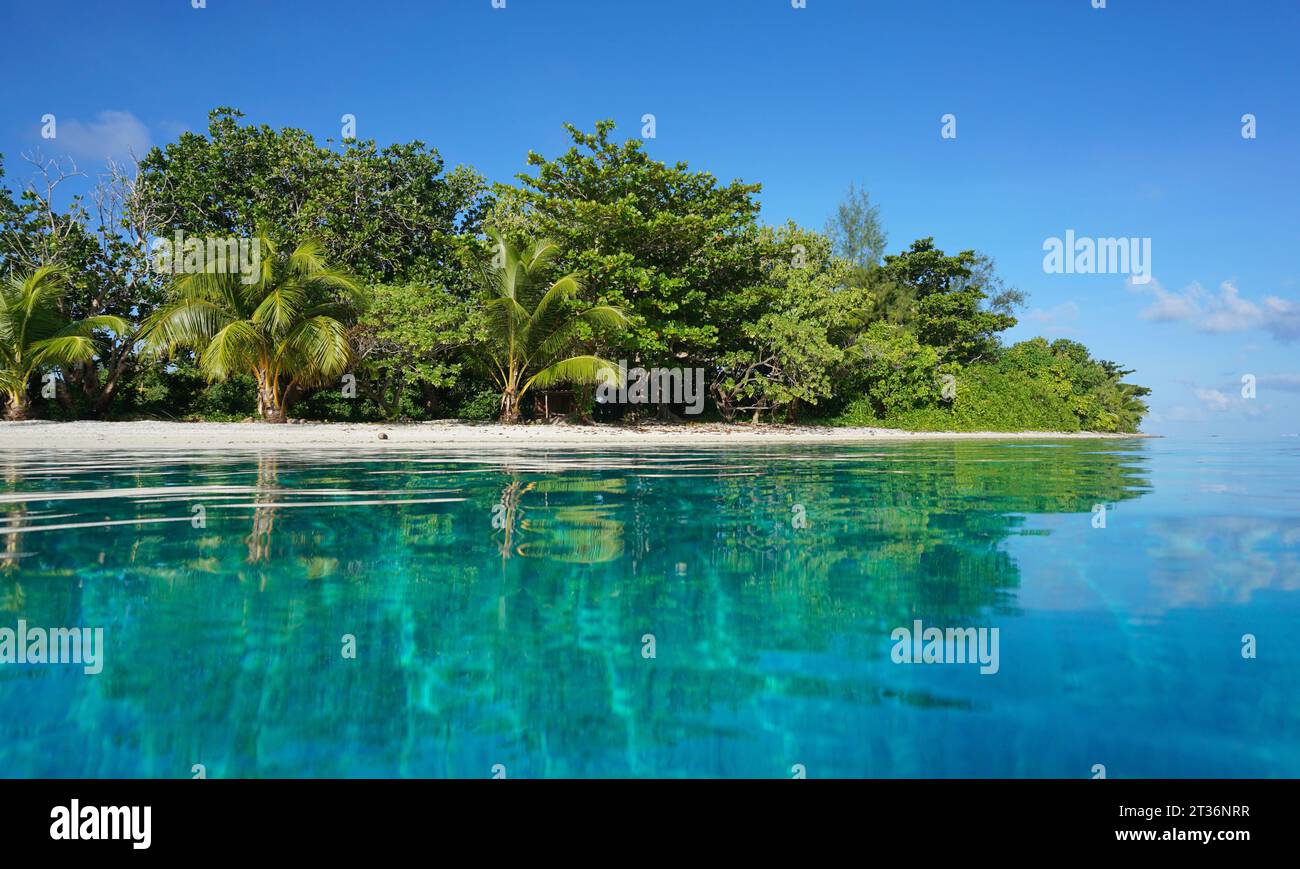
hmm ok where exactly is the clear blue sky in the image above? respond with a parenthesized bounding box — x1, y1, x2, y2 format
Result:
(3, 0, 1298, 436)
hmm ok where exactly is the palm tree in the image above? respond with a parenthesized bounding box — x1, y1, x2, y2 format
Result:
(0, 266, 129, 421)
(477, 229, 626, 423)
(142, 235, 366, 422)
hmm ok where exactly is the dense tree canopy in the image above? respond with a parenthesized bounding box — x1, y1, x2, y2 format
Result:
(0, 112, 1149, 432)
(492, 120, 765, 370)
(137, 108, 487, 286)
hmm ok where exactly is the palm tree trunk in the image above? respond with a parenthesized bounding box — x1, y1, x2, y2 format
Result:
(261, 396, 287, 423)
(499, 389, 521, 424)
(4, 392, 30, 421)
(245, 453, 280, 563)
(256, 370, 287, 423)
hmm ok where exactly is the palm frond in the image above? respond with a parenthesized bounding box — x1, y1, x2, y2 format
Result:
(535, 305, 627, 360)
(251, 284, 309, 337)
(288, 237, 328, 277)
(483, 296, 532, 351)
(199, 320, 266, 382)
(523, 274, 581, 348)
(278, 315, 352, 382)
(525, 355, 619, 391)
(29, 335, 98, 368)
(51, 315, 132, 340)
(141, 299, 234, 355)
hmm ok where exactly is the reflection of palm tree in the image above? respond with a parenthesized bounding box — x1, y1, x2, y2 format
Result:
(1, 460, 25, 574)
(0, 510, 22, 574)
(245, 453, 280, 564)
(6, 440, 1159, 777)
(494, 477, 529, 560)
(494, 476, 627, 564)
(519, 503, 624, 564)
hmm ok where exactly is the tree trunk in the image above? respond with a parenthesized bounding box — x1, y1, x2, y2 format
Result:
(56, 378, 76, 416)
(92, 351, 133, 418)
(262, 400, 287, 424)
(93, 379, 120, 418)
(256, 373, 287, 423)
(713, 387, 735, 423)
(499, 389, 521, 424)
(4, 392, 30, 421)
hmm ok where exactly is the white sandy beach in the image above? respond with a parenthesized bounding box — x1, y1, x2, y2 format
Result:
(0, 420, 1149, 450)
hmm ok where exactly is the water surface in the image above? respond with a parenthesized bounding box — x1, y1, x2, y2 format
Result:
(0, 437, 1296, 777)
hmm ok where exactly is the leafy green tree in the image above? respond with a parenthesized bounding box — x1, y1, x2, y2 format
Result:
(136, 108, 486, 286)
(142, 236, 366, 422)
(1043, 339, 1151, 432)
(711, 225, 864, 421)
(880, 238, 1017, 362)
(855, 322, 947, 418)
(967, 253, 1026, 315)
(350, 282, 481, 420)
(826, 182, 887, 275)
(836, 336, 1149, 433)
(0, 158, 20, 269)
(475, 229, 626, 423)
(493, 121, 763, 376)
(0, 266, 128, 420)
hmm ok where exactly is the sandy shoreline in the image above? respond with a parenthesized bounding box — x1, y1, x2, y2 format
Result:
(0, 420, 1151, 451)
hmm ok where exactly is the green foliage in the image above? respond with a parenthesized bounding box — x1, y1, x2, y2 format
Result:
(136, 108, 486, 286)
(142, 235, 366, 421)
(493, 121, 763, 369)
(120, 358, 257, 421)
(349, 282, 479, 420)
(0, 159, 17, 257)
(854, 322, 948, 418)
(711, 224, 862, 421)
(454, 388, 503, 422)
(0, 266, 129, 419)
(826, 182, 887, 274)
(0, 116, 1151, 431)
(879, 238, 1018, 362)
(474, 228, 626, 423)
(0, 155, 161, 417)
(835, 337, 1150, 433)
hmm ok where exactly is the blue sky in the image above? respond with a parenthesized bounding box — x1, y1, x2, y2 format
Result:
(3, 0, 1298, 435)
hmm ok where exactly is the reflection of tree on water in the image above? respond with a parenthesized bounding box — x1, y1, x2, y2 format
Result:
(0, 460, 23, 574)
(492, 474, 626, 564)
(0, 465, 23, 602)
(245, 454, 280, 566)
(0, 442, 1157, 776)
(453, 441, 1156, 774)
(493, 477, 526, 560)
(705, 442, 1154, 622)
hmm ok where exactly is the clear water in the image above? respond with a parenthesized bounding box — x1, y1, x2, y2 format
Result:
(0, 437, 1296, 778)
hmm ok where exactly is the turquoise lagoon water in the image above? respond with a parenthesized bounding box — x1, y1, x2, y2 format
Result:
(0, 437, 1297, 778)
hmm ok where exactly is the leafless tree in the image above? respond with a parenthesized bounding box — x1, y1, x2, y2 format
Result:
(0, 150, 87, 270)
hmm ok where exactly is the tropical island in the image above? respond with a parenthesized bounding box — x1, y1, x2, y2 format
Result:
(1, 109, 1150, 437)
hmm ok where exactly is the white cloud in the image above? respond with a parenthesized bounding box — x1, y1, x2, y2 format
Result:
(1130, 277, 1300, 342)
(1199, 282, 1262, 333)
(45, 110, 152, 162)
(1190, 386, 1265, 418)
(1260, 296, 1300, 341)
(1130, 277, 1204, 322)
(1194, 388, 1231, 412)
(1024, 300, 1080, 333)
